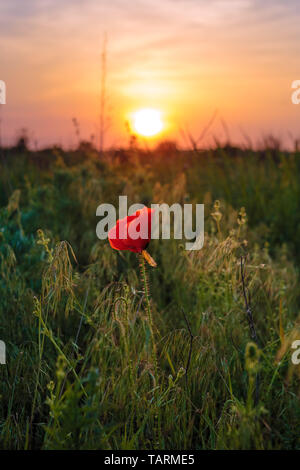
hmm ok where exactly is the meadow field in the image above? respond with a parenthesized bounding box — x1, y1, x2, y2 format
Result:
(0, 141, 300, 450)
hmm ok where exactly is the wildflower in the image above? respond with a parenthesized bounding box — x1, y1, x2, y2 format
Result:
(211, 200, 222, 223)
(211, 200, 222, 234)
(108, 206, 156, 266)
(237, 207, 247, 226)
(245, 342, 260, 375)
(108, 206, 157, 374)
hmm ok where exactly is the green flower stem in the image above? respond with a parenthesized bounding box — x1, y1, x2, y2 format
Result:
(139, 254, 157, 376)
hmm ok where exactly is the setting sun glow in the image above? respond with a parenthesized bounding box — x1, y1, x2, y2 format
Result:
(133, 109, 163, 137)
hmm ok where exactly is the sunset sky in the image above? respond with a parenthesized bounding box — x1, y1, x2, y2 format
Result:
(1, 0, 300, 148)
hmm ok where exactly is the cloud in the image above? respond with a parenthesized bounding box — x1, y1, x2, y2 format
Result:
(1, 0, 300, 147)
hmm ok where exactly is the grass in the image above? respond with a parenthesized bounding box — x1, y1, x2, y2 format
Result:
(0, 142, 300, 449)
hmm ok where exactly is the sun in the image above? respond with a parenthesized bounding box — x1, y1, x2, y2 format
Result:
(133, 108, 163, 137)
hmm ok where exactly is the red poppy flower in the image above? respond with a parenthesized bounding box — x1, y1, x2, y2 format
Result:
(108, 206, 156, 266)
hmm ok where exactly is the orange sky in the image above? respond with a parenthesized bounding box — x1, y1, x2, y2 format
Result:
(1, 0, 300, 149)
